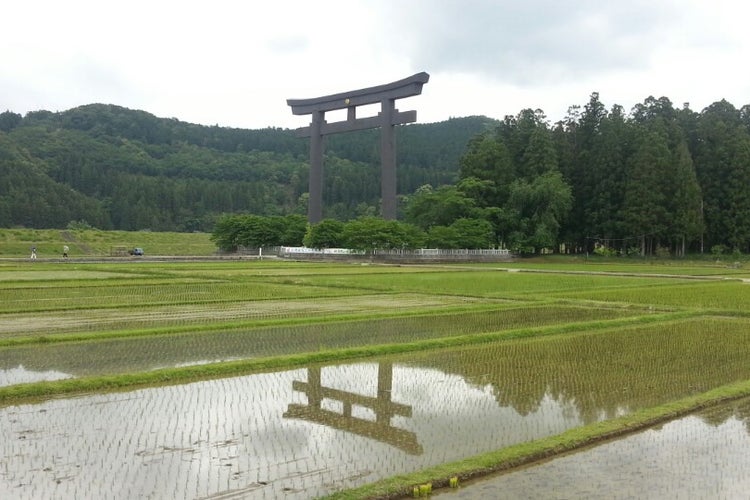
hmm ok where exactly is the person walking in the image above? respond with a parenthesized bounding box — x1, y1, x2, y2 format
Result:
(30, 246, 37, 259)
(63, 245, 69, 258)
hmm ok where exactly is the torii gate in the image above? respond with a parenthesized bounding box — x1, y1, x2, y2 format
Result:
(287, 72, 429, 223)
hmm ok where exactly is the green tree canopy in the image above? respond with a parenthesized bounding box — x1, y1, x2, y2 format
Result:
(303, 219, 345, 248)
(403, 185, 477, 230)
(341, 217, 425, 251)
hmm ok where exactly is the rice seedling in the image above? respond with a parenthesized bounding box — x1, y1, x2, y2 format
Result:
(552, 280, 750, 313)
(0, 303, 639, 379)
(270, 269, 699, 299)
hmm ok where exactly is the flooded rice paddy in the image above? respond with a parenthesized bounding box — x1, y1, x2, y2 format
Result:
(0, 304, 633, 383)
(0, 293, 490, 336)
(435, 397, 750, 499)
(0, 364, 587, 499)
(3, 261, 750, 498)
(2, 317, 750, 499)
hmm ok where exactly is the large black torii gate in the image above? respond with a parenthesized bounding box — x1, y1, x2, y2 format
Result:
(287, 72, 429, 223)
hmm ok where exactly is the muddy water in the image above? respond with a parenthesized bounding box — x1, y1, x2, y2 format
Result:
(434, 397, 750, 498)
(0, 363, 601, 499)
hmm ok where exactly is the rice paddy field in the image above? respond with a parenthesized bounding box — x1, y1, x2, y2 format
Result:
(432, 396, 750, 499)
(1, 257, 749, 499)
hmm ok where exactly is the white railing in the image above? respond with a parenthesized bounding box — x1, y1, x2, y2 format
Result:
(279, 247, 366, 255)
(279, 247, 509, 256)
(381, 248, 510, 256)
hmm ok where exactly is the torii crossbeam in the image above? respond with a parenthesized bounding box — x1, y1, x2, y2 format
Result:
(287, 72, 429, 223)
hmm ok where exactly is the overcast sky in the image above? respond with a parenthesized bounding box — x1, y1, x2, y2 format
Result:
(3, 0, 749, 130)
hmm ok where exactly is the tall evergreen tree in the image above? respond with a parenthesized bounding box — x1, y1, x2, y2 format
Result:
(458, 133, 513, 207)
(558, 93, 609, 252)
(622, 128, 671, 255)
(585, 105, 630, 250)
(668, 140, 704, 255)
(694, 100, 750, 252)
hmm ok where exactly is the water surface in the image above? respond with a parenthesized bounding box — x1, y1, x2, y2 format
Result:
(0, 363, 602, 499)
(435, 397, 750, 498)
(0, 305, 630, 381)
(3, 318, 750, 498)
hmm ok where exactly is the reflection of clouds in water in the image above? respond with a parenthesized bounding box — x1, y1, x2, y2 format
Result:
(456, 410, 750, 499)
(0, 364, 73, 386)
(5, 361, 736, 499)
(307, 363, 592, 465)
(0, 361, 591, 499)
(0, 369, 321, 499)
(393, 365, 589, 445)
(319, 362, 381, 394)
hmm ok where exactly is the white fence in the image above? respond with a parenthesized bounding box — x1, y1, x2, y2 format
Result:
(377, 248, 510, 256)
(279, 247, 366, 255)
(279, 247, 510, 258)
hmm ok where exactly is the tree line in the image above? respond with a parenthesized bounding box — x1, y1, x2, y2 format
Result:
(210, 213, 495, 252)
(214, 94, 750, 256)
(418, 94, 750, 255)
(0, 105, 489, 231)
(2, 96, 750, 256)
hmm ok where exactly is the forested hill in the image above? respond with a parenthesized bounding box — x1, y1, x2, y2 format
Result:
(0, 104, 496, 231)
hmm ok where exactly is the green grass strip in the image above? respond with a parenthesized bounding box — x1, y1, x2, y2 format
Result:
(321, 378, 750, 499)
(0, 310, 695, 405)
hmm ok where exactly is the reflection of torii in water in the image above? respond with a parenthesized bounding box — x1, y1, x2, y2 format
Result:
(287, 72, 429, 223)
(284, 362, 423, 455)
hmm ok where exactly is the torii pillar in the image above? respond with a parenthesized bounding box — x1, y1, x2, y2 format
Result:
(287, 72, 429, 223)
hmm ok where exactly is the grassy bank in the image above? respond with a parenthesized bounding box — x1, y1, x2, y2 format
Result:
(0, 228, 215, 257)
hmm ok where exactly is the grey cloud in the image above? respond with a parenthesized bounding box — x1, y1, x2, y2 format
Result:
(266, 35, 309, 53)
(379, 0, 685, 85)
